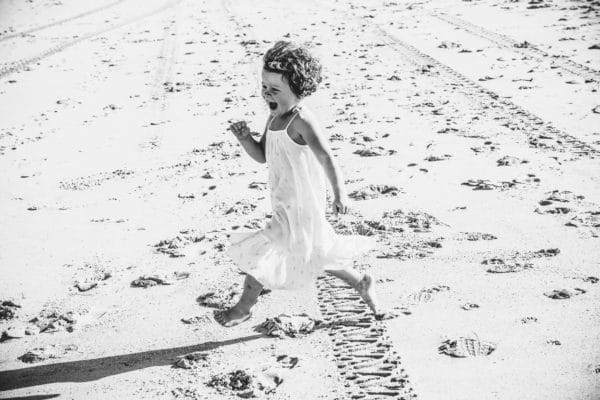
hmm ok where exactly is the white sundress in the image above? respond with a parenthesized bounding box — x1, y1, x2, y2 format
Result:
(226, 110, 376, 290)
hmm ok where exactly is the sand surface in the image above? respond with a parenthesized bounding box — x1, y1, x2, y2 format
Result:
(1, 0, 599, 399)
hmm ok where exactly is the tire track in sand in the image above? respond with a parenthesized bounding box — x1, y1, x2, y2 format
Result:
(138, 1, 180, 151)
(334, 3, 599, 160)
(0, 0, 182, 80)
(317, 276, 415, 399)
(0, 0, 128, 42)
(430, 12, 600, 83)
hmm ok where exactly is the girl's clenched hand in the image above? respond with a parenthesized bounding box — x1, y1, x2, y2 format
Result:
(332, 197, 349, 215)
(229, 121, 251, 140)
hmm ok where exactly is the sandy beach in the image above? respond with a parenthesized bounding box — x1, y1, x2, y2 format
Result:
(1, 0, 599, 399)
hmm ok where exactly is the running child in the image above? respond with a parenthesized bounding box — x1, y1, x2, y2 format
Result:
(215, 40, 382, 327)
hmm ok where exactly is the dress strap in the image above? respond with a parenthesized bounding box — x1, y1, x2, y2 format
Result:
(267, 115, 275, 131)
(283, 109, 299, 131)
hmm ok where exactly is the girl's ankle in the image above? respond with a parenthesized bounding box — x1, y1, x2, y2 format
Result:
(234, 303, 252, 314)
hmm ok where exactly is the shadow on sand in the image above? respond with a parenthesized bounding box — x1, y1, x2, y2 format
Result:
(0, 334, 263, 392)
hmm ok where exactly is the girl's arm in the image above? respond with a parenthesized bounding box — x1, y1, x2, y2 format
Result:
(293, 110, 347, 200)
(231, 119, 270, 164)
(238, 134, 266, 164)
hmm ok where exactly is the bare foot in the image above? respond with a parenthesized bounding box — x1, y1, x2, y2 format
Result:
(357, 274, 378, 314)
(213, 307, 252, 327)
(357, 274, 397, 320)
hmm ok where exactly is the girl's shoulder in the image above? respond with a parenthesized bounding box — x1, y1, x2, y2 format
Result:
(291, 106, 319, 130)
(295, 105, 316, 120)
(289, 106, 325, 144)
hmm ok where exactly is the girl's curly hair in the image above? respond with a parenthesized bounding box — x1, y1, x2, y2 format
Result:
(263, 41, 322, 98)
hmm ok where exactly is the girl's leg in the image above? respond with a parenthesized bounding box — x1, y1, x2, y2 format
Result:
(214, 274, 263, 327)
(325, 267, 380, 316)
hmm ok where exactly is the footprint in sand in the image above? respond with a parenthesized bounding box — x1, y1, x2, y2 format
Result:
(329, 133, 345, 141)
(404, 285, 450, 306)
(222, 199, 257, 216)
(544, 288, 586, 299)
(58, 169, 135, 191)
(438, 41, 461, 49)
(461, 179, 496, 190)
(241, 218, 265, 230)
(437, 127, 459, 134)
(566, 211, 600, 230)
(478, 75, 503, 81)
(208, 368, 282, 397)
(194, 141, 241, 161)
(181, 315, 211, 325)
(154, 231, 205, 258)
(496, 155, 529, 167)
(0, 300, 21, 320)
(74, 282, 99, 292)
(255, 367, 284, 394)
(439, 336, 496, 358)
(463, 176, 538, 191)
(349, 134, 378, 145)
(332, 220, 379, 236)
(248, 181, 267, 190)
(483, 258, 533, 273)
(470, 139, 500, 154)
(276, 355, 299, 369)
(536, 190, 585, 214)
(131, 271, 190, 288)
(353, 147, 396, 157)
(207, 369, 253, 393)
(163, 81, 191, 93)
(18, 350, 51, 364)
(455, 232, 497, 241)
(29, 307, 80, 334)
(72, 263, 112, 292)
(535, 206, 572, 215)
(461, 303, 479, 311)
(581, 276, 599, 284)
(373, 210, 444, 236)
(1, 321, 40, 342)
(530, 248, 560, 257)
(378, 237, 444, 261)
(521, 316, 539, 324)
(197, 285, 241, 308)
(18, 344, 78, 364)
(348, 184, 402, 200)
(331, 216, 391, 237)
(255, 314, 321, 338)
(177, 193, 195, 200)
(424, 154, 452, 162)
(544, 190, 585, 203)
(497, 180, 521, 190)
(381, 209, 446, 233)
(173, 351, 208, 369)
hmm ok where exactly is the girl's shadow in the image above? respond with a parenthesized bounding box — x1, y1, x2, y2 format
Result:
(0, 334, 263, 392)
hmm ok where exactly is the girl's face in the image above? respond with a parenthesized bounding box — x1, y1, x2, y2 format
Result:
(261, 69, 299, 116)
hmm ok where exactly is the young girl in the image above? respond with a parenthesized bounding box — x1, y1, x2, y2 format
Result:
(214, 41, 382, 327)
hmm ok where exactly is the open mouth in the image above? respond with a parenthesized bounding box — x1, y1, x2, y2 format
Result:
(268, 102, 277, 110)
